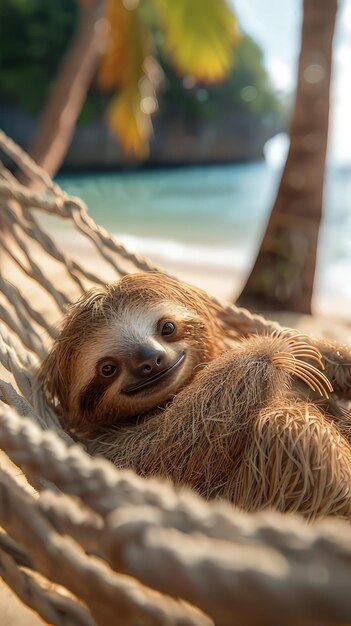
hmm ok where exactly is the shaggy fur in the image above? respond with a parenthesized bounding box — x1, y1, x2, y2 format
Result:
(39, 272, 351, 520)
(39, 272, 230, 433)
(88, 332, 351, 519)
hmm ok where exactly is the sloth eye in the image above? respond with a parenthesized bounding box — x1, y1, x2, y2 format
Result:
(98, 361, 118, 378)
(161, 320, 176, 337)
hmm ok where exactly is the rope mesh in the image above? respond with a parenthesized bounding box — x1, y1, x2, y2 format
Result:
(1, 130, 351, 625)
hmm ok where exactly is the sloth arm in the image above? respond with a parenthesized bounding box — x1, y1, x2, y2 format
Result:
(88, 337, 291, 470)
(88, 334, 351, 518)
(310, 337, 351, 401)
(88, 339, 288, 479)
(232, 400, 351, 520)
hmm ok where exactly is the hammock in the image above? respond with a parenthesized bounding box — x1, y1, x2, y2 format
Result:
(1, 129, 351, 626)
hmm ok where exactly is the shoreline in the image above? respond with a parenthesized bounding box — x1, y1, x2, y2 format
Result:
(50, 222, 351, 325)
(9, 218, 350, 342)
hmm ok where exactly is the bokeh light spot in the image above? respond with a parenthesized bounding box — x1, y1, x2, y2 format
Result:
(140, 96, 157, 115)
(196, 88, 208, 102)
(123, 0, 139, 10)
(241, 86, 258, 102)
(183, 75, 196, 89)
(304, 64, 325, 84)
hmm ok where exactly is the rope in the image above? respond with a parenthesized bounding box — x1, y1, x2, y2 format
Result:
(1, 128, 349, 359)
(25, 209, 106, 288)
(1, 129, 351, 625)
(0, 129, 62, 194)
(0, 548, 95, 626)
(1, 211, 71, 311)
(0, 463, 211, 626)
(0, 323, 38, 401)
(0, 275, 57, 339)
(2, 405, 351, 625)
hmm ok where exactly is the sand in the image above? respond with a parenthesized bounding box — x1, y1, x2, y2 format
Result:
(1, 222, 351, 625)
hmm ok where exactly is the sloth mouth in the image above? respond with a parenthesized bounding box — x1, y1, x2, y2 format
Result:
(122, 353, 185, 395)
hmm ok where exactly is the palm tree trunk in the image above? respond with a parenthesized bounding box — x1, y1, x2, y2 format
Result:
(237, 0, 338, 314)
(27, 0, 107, 180)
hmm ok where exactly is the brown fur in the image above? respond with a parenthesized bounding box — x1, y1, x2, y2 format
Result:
(39, 272, 351, 520)
(38, 272, 229, 433)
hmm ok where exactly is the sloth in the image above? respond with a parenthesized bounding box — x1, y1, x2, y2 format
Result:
(40, 272, 228, 432)
(39, 272, 351, 520)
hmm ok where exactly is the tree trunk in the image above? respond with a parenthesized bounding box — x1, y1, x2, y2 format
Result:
(27, 0, 107, 180)
(237, 0, 338, 314)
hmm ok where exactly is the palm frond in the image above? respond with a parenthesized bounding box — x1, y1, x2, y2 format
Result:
(152, 0, 238, 82)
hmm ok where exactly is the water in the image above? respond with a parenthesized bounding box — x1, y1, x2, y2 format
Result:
(57, 161, 351, 311)
(57, 162, 278, 272)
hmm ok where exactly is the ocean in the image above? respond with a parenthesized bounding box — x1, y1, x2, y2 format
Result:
(57, 160, 351, 314)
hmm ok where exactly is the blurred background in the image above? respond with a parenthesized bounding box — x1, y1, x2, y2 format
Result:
(0, 0, 350, 318)
(1, 4, 351, 624)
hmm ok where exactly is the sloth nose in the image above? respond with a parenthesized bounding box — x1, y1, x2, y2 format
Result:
(129, 341, 167, 378)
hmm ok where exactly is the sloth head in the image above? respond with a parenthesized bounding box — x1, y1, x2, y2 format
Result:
(39, 272, 226, 434)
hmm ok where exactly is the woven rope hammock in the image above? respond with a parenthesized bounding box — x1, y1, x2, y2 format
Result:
(2, 129, 351, 626)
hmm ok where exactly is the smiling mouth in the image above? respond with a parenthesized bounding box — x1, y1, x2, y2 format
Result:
(122, 353, 185, 395)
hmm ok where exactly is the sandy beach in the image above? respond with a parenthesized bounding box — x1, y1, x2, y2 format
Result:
(8, 219, 351, 339)
(1, 220, 351, 625)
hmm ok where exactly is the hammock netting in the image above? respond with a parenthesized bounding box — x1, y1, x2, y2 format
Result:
(1, 129, 351, 626)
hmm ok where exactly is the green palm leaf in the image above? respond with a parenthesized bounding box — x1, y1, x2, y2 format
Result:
(99, 0, 155, 157)
(99, 0, 237, 157)
(152, 0, 237, 82)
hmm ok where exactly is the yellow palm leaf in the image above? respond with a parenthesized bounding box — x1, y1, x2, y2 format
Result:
(99, 0, 237, 156)
(99, 1, 155, 157)
(98, 0, 131, 89)
(152, 0, 238, 82)
(107, 87, 153, 158)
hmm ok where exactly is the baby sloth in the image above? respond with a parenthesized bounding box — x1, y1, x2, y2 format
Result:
(39, 272, 351, 521)
(40, 272, 226, 433)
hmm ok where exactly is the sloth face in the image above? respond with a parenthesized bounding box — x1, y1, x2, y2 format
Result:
(40, 273, 225, 434)
(75, 300, 202, 427)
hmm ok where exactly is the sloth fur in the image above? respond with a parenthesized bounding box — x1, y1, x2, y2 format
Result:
(39, 272, 351, 521)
